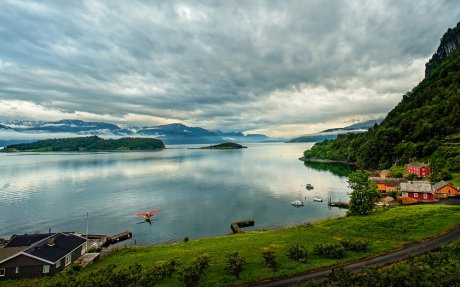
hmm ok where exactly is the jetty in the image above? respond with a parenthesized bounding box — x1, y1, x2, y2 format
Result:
(102, 231, 133, 247)
(328, 198, 349, 208)
(231, 220, 255, 234)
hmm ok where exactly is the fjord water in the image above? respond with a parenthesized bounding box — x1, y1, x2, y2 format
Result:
(0, 143, 352, 245)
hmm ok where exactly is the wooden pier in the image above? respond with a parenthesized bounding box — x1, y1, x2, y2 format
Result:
(102, 231, 133, 247)
(328, 198, 349, 208)
(231, 220, 255, 234)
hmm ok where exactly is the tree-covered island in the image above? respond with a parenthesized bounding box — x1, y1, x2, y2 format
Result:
(199, 142, 247, 149)
(1, 136, 165, 152)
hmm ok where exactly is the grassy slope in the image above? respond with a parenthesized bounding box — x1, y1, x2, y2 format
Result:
(8, 205, 459, 287)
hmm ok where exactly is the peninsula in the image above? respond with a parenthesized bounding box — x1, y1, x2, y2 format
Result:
(1, 136, 165, 152)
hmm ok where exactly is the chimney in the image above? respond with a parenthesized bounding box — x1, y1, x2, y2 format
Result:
(47, 236, 55, 247)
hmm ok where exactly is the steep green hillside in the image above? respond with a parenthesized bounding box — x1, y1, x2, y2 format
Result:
(3, 136, 165, 151)
(305, 23, 460, 180)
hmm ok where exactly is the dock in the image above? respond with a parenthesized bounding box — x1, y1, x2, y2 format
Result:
(102, 231, 133, 247)
(231, 220, 255, 234)
(328, 198, 349, 208)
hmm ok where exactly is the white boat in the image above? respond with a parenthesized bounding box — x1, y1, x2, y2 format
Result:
(313, 198, 323, 202)
(291, 200, 304, 207)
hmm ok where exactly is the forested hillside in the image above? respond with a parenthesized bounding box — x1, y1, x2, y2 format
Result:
(304, 23, 460, 181)
(4, 136, 165, 151)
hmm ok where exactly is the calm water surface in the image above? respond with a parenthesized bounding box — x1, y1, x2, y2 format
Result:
(0, 143, 352, 245)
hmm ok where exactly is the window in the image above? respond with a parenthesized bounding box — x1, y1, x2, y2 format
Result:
(56, 259, 61, 268)
(43, 265, 50, 274)
(65, 254, 71, 266)
(423, 193, 428, 199)
(15, 267, 19, 274)
(414, 193, 418, 198)
(402, 192, 408, 197)
(0, 268, 5, 277)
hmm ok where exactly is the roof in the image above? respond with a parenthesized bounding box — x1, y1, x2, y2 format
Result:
(0, 247, 26, 262)
(23, 233, 86, 263)
(407, 162, 429, 168)
(432, 180, 458, 191)
(5, 233, 55, 248)
(370, 177, 408, 186)
(400, 181, 433, 193)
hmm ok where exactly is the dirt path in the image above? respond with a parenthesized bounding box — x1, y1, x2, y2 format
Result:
(253, 226, 460, 286)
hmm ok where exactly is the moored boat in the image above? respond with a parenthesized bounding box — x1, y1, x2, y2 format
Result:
(291, 200, 304, 207)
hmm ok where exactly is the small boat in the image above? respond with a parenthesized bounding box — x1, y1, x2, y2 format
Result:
(313, 198, 323, 202)
(291, 200, 304, 207)
(306, 184, 314, 190)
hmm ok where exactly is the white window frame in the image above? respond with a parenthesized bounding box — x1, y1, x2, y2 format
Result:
(65, 254, 71, 266)
(15, 267, 19, 274)
(414, 193, 418, 198)
(56, 259, 61, 268)
(0, 268, 5, 277)
(423, 193, 428, 199)
(43, 265, 50, 274)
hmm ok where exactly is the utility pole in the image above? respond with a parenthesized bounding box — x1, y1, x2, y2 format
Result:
(86, 211, 89, 253)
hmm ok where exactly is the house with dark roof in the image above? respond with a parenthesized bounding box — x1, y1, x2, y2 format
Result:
(0, 233, 86, 279)
(370, 177, 408, 193)
(407, 162, 430, 177)
(5, 233, 54, 248)
(432, 180, 460, 198)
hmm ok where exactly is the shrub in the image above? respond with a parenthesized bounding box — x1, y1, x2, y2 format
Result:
(262, 249, 279, 272)
(179, 255, 210, 287)
(340, 239, 369, 251)
(286, 244, 308, 263)
(225, 252, 246, 279)
(184, 236, 189, 242)
(314, 243, 345, 259)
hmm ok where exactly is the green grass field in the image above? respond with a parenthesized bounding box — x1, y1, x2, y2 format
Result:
(4, 205, 460, 287)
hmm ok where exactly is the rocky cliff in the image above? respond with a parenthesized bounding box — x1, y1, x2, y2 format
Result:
(425, 21, 460, 77)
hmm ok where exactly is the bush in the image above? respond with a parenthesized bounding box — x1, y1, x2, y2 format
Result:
(179, 255, 210, 287)
(314, 243, 345, 259)
(225, 252, 246, 279)
(286, 244, 308, 263)
(184, 236, 189, 242)
(340, 239, 369, 251)
(262, 249, 279, 272)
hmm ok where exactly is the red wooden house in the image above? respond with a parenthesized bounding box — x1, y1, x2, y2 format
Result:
(400, 181, 436, 202)
(407, 162, 430, 177)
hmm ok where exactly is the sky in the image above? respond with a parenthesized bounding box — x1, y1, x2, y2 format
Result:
(0, 1, 458, 137)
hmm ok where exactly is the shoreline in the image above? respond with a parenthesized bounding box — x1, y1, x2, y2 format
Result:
(299, 156, 361, 167)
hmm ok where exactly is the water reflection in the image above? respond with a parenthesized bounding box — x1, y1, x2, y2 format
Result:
(0, 143, 350, 244)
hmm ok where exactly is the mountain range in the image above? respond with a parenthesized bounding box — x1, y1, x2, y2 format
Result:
(0, 120, 271, 146)
(287, 119, 383, 143)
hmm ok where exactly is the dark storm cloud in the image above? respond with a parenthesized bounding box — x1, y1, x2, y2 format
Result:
(0, 0, 458, 135)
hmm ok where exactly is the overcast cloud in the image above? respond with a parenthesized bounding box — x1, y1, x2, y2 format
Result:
(0, 1, 458, 137)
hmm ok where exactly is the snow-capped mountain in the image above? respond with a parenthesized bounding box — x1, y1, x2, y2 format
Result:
(0, 119, 273, 145)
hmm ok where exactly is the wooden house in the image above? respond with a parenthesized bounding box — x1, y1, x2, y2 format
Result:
(370, 177, 407, 193)
(399, 181, 436, 202)
(0, 233, 86, 279)
(432, 180, 460, 198)
(407, 162, 430, 177)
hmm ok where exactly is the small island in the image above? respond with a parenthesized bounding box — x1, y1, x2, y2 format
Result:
(1, 136, 165, 152)
(199, 142, 247, 149)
